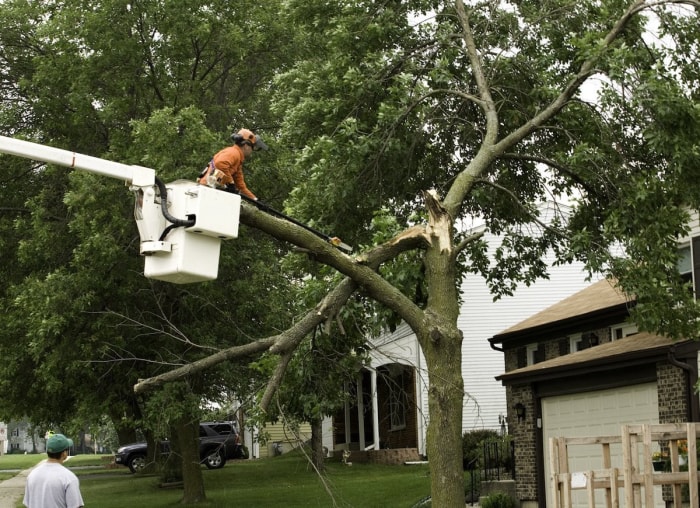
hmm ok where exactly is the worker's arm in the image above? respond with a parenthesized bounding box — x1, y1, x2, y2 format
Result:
(231, 170, 257, 200)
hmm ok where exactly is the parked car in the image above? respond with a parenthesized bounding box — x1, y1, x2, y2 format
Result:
(114, 421, 244, 473)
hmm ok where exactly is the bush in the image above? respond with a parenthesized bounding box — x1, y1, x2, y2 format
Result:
(462, 429, 500, 469)
(462, 429, 513, 473)
(481, 492, 517, 508)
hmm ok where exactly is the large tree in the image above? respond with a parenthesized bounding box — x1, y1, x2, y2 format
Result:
(134, 1, 700, 506)
(2, 0, 700, 506)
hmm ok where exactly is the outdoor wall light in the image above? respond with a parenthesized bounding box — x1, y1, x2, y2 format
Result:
(514, 402, 526, 423)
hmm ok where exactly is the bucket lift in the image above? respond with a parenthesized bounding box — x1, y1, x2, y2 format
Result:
(0, 135, 240, 284)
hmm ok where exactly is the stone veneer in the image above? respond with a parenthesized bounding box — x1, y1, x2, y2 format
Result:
(332, 447, 421, 465)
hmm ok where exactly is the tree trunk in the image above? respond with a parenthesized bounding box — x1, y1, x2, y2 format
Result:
(310, 417, 325, 472)
(423, 328, 465, 507)
(143, 430, 160, 474)
(177, 418, 206, 504)
(160, 424, 182, 483)
(420, 195, 465, 507)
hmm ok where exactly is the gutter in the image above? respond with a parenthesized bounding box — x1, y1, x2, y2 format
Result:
(668, 344, 700, 421)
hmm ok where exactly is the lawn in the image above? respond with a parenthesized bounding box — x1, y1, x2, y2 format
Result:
(75, 453, 438, 508)
(73, 451, 439, 507)
(2, 450, 469, 507)
(0, 454, 45, 481)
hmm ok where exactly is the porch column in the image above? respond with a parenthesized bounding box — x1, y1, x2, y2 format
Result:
(344, 382, 351, 446)
(357, 374, 365, 449)
(371, 369, 380, 450)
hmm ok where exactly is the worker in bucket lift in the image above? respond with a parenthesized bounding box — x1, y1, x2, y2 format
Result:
(199, 128, 268, 200)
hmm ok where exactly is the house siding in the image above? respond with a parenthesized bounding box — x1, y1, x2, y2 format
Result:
(458, 239, 597, 432)
(258, 422, 312, 459)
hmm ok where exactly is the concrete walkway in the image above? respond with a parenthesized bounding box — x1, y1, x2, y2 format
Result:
(0, 463, 39, 508)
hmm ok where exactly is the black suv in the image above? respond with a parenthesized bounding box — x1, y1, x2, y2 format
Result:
(114, 421, 244, 473)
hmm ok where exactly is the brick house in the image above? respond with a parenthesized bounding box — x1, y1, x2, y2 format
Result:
(490, 274, 700, 508)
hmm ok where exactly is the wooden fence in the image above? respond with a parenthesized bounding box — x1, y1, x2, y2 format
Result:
(549, 423, 700, 508)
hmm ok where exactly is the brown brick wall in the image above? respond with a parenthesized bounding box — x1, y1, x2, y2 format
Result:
(510, 383, 538, 502)
(657, 362, 688, 423)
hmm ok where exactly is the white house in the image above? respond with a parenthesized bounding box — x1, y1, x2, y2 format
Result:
(333, 207, 601, 457)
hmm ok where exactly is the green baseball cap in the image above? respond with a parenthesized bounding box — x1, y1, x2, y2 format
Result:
(47, 434, 73, 453)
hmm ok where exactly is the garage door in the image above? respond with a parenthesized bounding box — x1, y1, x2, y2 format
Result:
(542, 383, 661, 508)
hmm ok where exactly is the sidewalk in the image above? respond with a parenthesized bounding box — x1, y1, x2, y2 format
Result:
(0, 463, 39, 508)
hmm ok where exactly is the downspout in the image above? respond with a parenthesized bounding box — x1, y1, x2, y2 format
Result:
(668, 344, 700, 421)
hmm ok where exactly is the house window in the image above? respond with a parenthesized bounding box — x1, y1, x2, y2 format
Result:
(678, 237, 700, 298)
(526, 344, 544, 365)
(611, 323, 638, 340)
(679, 244, 692, 283)
(569, 333, 583, 352)
(388, 369, 407, 430)
(570, 332, 600, 352)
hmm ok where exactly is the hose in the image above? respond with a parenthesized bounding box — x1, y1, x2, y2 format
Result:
(155, 177, 196, 241)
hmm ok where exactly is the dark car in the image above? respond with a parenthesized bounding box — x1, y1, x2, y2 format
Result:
(114, 421, 244, 473)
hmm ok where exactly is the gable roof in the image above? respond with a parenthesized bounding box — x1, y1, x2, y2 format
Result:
(496, 331, 700, 384)
(489, 278, 634, 345)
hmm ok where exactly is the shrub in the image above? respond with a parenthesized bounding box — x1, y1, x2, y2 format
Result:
(481, 492, 517, 508)
(462, 429, 500, 469)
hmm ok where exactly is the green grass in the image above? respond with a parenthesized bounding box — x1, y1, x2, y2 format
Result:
(2, 450, 476, 507)
(0, 454, 45, 470)
(0, 453, 46, 507)
(74, 452, 437, 507)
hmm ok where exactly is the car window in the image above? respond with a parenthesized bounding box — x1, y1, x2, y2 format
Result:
(211, 424, 233, 435)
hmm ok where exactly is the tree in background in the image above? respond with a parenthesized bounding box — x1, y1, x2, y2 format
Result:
(0, 0, 295, 504)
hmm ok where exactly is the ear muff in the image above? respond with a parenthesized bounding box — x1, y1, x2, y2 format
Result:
(231, 133, 244, 144)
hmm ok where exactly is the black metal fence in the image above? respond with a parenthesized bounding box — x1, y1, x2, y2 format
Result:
(482, 438, 514, 481)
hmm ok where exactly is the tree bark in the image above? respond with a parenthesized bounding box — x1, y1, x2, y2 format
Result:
(160, 424, 182, 483)
(177, 418, 206, 504)
(310, 417, 325, 472)
(420, 191, 465, 507)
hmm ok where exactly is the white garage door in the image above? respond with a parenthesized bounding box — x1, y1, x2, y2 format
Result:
(542, 383, 661, 508)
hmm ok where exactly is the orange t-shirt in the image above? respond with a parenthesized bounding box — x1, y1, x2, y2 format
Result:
(199, 144, 256, 200)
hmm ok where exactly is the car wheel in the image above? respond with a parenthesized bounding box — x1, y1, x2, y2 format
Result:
(128, 454, 146, 474)
(204, 449, 226, 469)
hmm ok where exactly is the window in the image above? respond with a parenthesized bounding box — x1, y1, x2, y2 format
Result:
(611, 323, 638, 340)
(526, 344, 544, 365)
(679, 244, 692, 283)
(678, 237, 700, 298)
(569, 333, 583, 352)
(570, 332, 600, 352)
(387, 369, 407, 430)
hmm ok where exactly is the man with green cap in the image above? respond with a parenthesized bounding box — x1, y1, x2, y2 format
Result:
(23, 433, 84, 508)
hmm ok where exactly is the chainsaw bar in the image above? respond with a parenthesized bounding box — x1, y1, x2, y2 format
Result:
(237, 193, 353, 253)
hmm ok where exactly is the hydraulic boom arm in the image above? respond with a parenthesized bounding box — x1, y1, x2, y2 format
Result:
(0, 135, 241, 284)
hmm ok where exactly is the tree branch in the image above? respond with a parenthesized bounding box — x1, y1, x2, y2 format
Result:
(258, 349, 294, 414)
(134, 222, 429, 394)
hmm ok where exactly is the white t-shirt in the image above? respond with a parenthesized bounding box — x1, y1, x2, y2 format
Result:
(23, 461, 84, 508)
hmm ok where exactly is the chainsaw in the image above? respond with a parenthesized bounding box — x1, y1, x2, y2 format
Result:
(233, 189, 353, 254)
